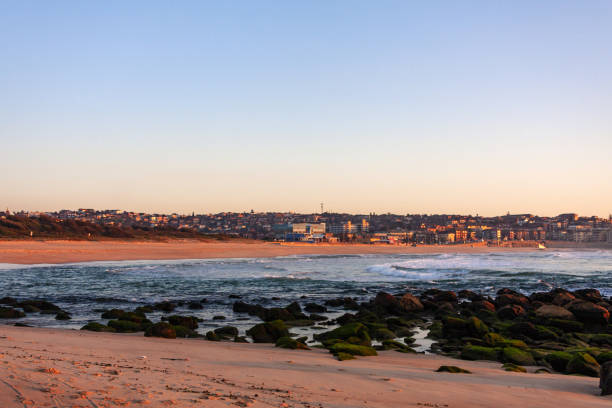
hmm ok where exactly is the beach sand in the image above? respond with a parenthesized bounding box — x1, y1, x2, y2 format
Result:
(0, 325, 609, 408)
(0, 239, 550, 265)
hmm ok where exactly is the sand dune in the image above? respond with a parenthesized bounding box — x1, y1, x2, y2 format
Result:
(0, 325, 609, 408)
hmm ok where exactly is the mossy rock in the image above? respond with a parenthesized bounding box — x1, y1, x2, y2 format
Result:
(107, 319, 143, 333)
(566, 352, 600, 377)
(214, 326, 239, 338)
(246, 320, 289, 343)
(483, 332, 505, 346)
(314, 322, 371, 346)
(502, 347, 535, 366)
(461, 345, 498, 361)
(535, 368, 551, 374)
(0, 307, 26, 319)
(145, 322, 176, 339)
(284, 319, 315, 327)
(502, 362, 527, 372)
(173, 325, 199, 338)
(205, 331, 220, 341)
(118, 311, 148, 323)
(167, 315, 199, 330)
(373, 328, 396, 340)
(596, 351, 612, 364)
(101, 308, 125, 319)
(134, 306, 153, 314)
(80, 322, 116, 332)
(442, 316, 468, 337)
(329, 342, 377, 357)
(379, 339, 416, 353)
(436, 365, 471, 374)
(55, 311, 71, 320)
(590, 334, 612, 346)
(427, 321, 443, 339)
(467, 316, 489, 337)
(336, 352, 355, 361)
(275, 336, 310, 350)
(548, 319, 583, 332)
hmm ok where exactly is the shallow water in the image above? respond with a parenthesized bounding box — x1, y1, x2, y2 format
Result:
(1, 250, 610, 338)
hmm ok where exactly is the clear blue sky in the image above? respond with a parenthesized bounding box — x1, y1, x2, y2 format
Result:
(1, 1, 611, 216)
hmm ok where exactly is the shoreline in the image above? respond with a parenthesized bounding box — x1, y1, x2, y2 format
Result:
(1, 239, 609, 265)
(1, 324, 609, 408)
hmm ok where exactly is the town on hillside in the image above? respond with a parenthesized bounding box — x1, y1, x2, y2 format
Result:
(3, 209, 611, 245)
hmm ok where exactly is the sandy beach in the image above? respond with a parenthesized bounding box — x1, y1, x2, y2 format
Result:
(0, 239, 556, 265)
(0, 325, 609, 408)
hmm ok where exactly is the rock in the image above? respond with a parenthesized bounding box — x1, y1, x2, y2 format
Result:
(503, 363, 527, 373)
(134, 305, 153, 314)
(205, 331, 220, 341)
(167, 315, 199, 330)
(119, 312, 149, 323)
(275, 336, 310, 350)
(496, 293, 529, 308)
(153, 301, 176, 312)
(229, 294, 242, 299)
(304, 303, 327, 313)
(0, 296, 17, 305)
(108, 320, 144, 333)
(81, 322, 116, 332)
(469, 300, 496, 313)
(234, 336, 249, 343)
(309, 313, 328, 321)
(372, 327, 396, 340)
(314, 322, 372, 346)
(502, 347, 535, 366)
(246, 320, 289, 343)
(0, 307, 26, 318)
(285, 301, 302, 315)
(566, 301, 610, 325)
(436, 365, 471, 373)
(336, 352, 355, 361)
(574, 288, 602, 303)
(601, 361, 612, 396)
(458, 290, 480, 301)
(21, 304, 40, 313)
(55, 311, 71, 320)
(548, 319, 583, 332)
(507, 322, 557, 341)
(145, 322, 176, 339)
(18, 300, 61, 312)
(567, 352, 600, 377)
(552, 291, 576, 306)
(379, 339, 415, 353)
(324, 297, 359, 310)
(590, 334, 612, 347)
(101, 309, 125, 319)
(188, 301, 203, 310)
(173, 325, 198, 338)
(422, 290, 458, 303)
(535, 305, 575, 320)
(213, 315, 226, 320)
(529, 291, 555, 303)
(214, 326, 239, 338)
(328, 342, 377, 357)
(535, 368, 551, 374)
(497, 304, 525, 320)
(597, 351, 612, 365)
(461, 345, 498, 361)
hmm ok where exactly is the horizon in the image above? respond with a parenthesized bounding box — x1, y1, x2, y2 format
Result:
(2, 1, 611, 216)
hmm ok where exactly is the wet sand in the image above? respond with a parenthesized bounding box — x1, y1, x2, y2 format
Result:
(0, 240, 545, 265)
(0, 325, 609, 408)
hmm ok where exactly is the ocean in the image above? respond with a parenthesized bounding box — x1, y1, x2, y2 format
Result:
(1, 250, 611, 338)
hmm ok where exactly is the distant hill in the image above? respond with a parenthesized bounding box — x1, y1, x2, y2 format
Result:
(0, 214, 227, 241)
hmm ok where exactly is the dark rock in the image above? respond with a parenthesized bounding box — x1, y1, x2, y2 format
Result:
(214, 326, 239, 337)
(324, 297, 359, 310)
(81, 322, 115, 332)
(234, 336, 249, 343)
(567, 352, 600, 377)
(153, 301, 176, 312)
(314, 322, 372, 346)
(436, 365, 471, 374)
(0, 307, 25, 318)
(101, 309, 125, 319)
(108, 320, 144, 333)
(507, 322, 557, 341)
(173, 325, 199, 338)
(18, 300, 61, 312)
(0, 297, 17, 305)
(304, 303, 327, 313)
(458, 290, 480, 301)
(497, 304, 525, 320)
(461, 345, 498, 361)
(246, 320, 289, 343)
(275, 336, 309, 350)
(529, 291, 555, 303)
(21, 304, 40, 313)
(228, 294, 242, 299)
(496, 293, 529, 308)
(309, 313, 328, 321)
(188, 301, 203, 310)
(574, 288, 602, 303)
(552, 291, 576, 306)
(502, 363, 527, 372)
(328, 342, 377, 357)
(206, 331, 220, 341)
(285, 301, 302, 315)
(535, 305, 575, 320)
(167, 315, 199, 330)
(55, 311, 71, 320)
(567, 301, 610, 325)
(213, 315, 226, 320)
(469, 300, 496, 313)
(601, 361, 612, 395)
(145, 322, 176, 339)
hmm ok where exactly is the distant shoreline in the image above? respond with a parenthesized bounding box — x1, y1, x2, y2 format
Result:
(0, 239, 610, 265)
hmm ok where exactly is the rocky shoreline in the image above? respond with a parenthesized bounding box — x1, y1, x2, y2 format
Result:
(2, 286, 612, 396)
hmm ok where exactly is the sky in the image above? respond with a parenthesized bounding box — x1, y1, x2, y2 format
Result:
(1, 1, 611, 216)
